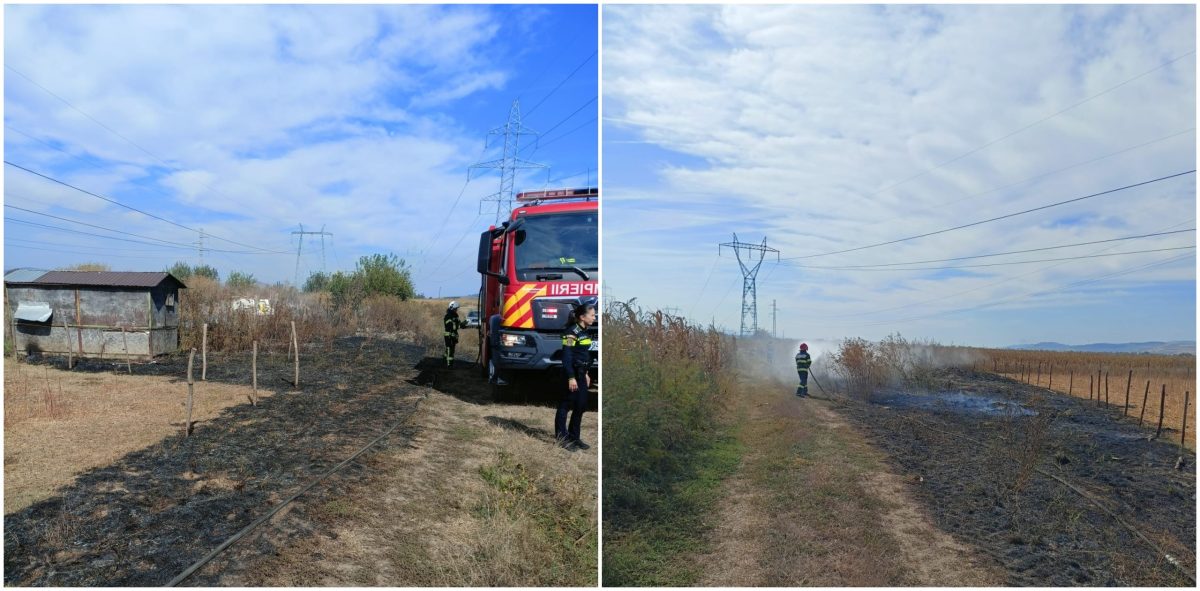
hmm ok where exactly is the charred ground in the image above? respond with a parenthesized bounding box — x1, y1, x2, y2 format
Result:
(4, 336, 426, 586)
(834, 367, 1196, 586)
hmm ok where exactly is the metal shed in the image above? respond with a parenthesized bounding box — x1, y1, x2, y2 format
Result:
(5, 270, 187, 359)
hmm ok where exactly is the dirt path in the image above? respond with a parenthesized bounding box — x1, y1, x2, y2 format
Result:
(697, 379, 1004, 586)
(212, 368, 598, 587)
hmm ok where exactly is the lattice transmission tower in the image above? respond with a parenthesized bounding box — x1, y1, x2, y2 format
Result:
(719, 234, 780, 337)
(470, 100, 547, 223)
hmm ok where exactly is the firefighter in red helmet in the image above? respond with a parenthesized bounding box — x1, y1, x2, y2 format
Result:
(795, 342, 812, 397)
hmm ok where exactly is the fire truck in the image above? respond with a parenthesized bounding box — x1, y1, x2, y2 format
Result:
(476, 188, 598, 399)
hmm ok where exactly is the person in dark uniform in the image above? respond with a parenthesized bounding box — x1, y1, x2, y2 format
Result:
(443, 301, 466, 367)
(556, 298, 597, 450)
(795, 342, 812, 397)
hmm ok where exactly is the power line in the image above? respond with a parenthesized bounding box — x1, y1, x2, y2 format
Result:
(5, 203, 196, 249)
(788, 169, 1196, 260)
(5, 65, 172, 168)
(524, 50, 597, 118)
(809, 218, 1196, 320)
(5, 123, 287, 253)
(423, 213, 485, 282)
(687, 255, 720, 319)
(865, 50, 1196, 198)
(858, 127, 1196, 230)
(784, 228, 1196, 269)
(5, 242, 180, 260)
(788, 246, 1195, 272)
(534, 116, 597, 152)
(822, 251, 1195, 329)
(5, 65, 289, 240)
(532, 97, 597, 144)
(5, 236, 189, 254)
(3, 161, 292, 254)
(4, 202, 282, 254)
(5, 217, 213, 251)
(543, 167, 595, 187)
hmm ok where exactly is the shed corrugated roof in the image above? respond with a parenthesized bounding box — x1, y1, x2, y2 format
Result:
(15, 271, 187, 289)
(4, 269, 49, 283)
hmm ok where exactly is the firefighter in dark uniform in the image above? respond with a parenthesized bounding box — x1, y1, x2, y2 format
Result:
(795, 342, 812, 397)
(556, 298, 597, 450)
(443, 301, 466, 367)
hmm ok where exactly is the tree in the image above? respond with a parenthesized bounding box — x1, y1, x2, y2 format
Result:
(226, 271, 257, 290)
(327, 271, 364, 309)
(304, 271, 330, 293)
(192, 264, 219, 282)
(355, 253, 414, 300)
(167, 261, 193, 279)
(61, 262, 111, 272)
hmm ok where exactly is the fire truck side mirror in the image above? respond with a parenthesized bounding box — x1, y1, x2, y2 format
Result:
(476, 231, 491, 274)
(477, 231, 510, 285)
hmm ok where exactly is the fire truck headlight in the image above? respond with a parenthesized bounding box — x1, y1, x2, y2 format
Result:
(499, 332, 529, 348)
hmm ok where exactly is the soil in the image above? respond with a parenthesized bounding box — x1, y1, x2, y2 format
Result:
(835, 367, 1196, 586)
(3, 336, 427, 586)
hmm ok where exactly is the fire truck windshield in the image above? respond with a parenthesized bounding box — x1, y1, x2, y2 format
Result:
(512, 211, 598, 281)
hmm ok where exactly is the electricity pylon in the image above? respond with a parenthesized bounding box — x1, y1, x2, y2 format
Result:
(719, 234, 780, 337)
(470, 100, 547, 223)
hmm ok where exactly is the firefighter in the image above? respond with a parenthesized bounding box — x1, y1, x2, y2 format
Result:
(795, 342, 812, 397)
(556, 297, 597, 450)
(443, 301, 467, 367)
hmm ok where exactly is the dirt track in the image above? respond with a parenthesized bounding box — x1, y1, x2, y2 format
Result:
(696, 376, 1003, 586)
(835, 367, 1196, 586)
(4, 337, 425, 586)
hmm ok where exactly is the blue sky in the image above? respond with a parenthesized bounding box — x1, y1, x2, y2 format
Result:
(3, 4, 597, 297)
(603, 4, 1196, 348)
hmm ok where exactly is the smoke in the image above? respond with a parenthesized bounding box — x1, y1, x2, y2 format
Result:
(739, 334, 985, 398)
(735, 336, 842, 392)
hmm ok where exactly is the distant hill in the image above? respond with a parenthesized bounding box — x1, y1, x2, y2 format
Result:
(1006, 341, 1195, 355)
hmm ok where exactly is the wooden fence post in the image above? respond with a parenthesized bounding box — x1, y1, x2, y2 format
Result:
(1139, 380, 1150, 426)
(252, 340, 258, 406)
(185, 348, 196, 437)
(291, 321, 299, 389)
(1089, 374, 1094, 400)
(1181, 390, 1190, 448)
(201, 323, 208, 381)
(1123, 370, 1132, 416)
(1104, 371, 1110, 406)
(62, 316, 73, 369)
(1048, 365, 1053, 390)
(1096, 369, 1102, 406)
(1153, 385, 1167, 440)
(121, 327, 132, 374)
(1069, 370, 1073, 396)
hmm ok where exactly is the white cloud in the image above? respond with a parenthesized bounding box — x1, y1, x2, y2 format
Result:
(4, 4, 522, 290)
(603, 4, 1196, 345)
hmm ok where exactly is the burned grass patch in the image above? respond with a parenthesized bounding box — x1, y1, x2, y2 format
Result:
(4, 337, 424, 586)
(836, 367, 1196, 586)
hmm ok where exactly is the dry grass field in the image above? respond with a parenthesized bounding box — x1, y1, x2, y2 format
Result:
(979, 349, 1196, 449)
(3, 357, 264, 513)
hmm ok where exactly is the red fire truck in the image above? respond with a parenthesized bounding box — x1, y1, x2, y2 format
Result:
(476, 188, 598, 398)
